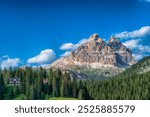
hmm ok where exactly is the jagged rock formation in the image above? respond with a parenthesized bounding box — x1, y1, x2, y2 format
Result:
(50, 33, 136, 70)
(108, 36, 135, 66)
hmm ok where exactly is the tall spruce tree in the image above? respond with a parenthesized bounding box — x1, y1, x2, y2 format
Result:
(60, 80, 65, 97)
(48, 68, 53, 95)
(0, 73, 4, 99)
(72, 78, 77, 98)
(52, 69, 61, 97)
(30, 83, 35, 100)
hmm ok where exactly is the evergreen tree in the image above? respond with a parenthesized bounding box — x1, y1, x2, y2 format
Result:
(0, 73, 4, 99)
(78, 89, 85, 100)
(37, 72, 42, 99)
(52, 74, 57, 97)
(14, 85, 20, 96)
(63, 71, 69, 96)
(36, 67, 45, 99)
(72, 79, 77, 98)
(48, 68, 53, 95)
(9, 87, 14, 99)
(60, 80, 65, 97)
(52, 69, 61, 97)
(30, 84, 35, 100)
(8, 67, 13, 78)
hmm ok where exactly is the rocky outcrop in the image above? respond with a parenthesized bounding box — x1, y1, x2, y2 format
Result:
(108, 36, 135, 66)
(50, 33, 136, 70)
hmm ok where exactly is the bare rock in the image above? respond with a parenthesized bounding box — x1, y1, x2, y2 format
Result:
(50, 34, 136, 70)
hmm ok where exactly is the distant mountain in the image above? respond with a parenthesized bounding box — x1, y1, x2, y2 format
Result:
(51, 33, 135, 69)
(50, 33, 136, 79)
(118, 56, 150, 76)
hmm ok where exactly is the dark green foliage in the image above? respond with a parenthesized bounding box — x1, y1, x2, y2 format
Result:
(72, 78, 77, 98)
(30, 83, 35, 100)
(60, 80, 65, 97)
(0, 56, 150, 100)
(78, 89, 85, 100)
(0, 73, 4, 99)
(14, 85, 20, 96)
(9, 87, 14, 99)
(84, 71, 150, 100)
(52, 69, 61, 97)
(48, 68, 53, 95)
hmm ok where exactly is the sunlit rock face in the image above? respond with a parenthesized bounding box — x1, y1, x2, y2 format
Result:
(50, 33, 136, 70)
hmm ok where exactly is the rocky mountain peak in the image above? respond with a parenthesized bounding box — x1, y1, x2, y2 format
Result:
(108, 36, 119, 42)
(51, 33, 136, 70)
(89, 33, 98, 39)
(89, 33, 103, 41)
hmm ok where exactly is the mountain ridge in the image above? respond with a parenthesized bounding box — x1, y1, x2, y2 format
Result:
(50, 33, 136, 70)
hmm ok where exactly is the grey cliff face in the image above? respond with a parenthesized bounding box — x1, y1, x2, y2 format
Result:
(70, 34, 135, 67)
(108, 36, 136, 66)
(51, 33, 136, 69)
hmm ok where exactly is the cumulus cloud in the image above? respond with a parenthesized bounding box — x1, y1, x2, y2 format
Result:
(59, 39, 88, 51)
(0, 57, 21, 69)
(59, 38, 88, 57)
(115, 26, 150, 60)
(1, 55, 9, 59)
(133, 54, 143, 60)
(123, 39, 150, 60)
(27, 49, 55, 64)
(59, 43, 75, 50)
(123, 39, 141, 49)
(60, 51, 71, 57)
(115, 26, 150, 39)
(138, 45, 150, 53)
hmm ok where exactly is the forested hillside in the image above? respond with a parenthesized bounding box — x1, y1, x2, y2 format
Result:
(0, 56, 150, 100)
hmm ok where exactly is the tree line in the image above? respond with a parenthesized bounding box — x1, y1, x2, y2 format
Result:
(0, 67, 86, 100)
(0, 63, 150, 100)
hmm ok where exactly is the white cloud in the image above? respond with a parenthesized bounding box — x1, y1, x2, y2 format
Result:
(123, 39, 150, 60)
(133, 54, 143, 60)
(138, 45, 150, 52)
(59, 38, 88, 50)
(1, 55, 9, 59)
(78, 39, 88, 45)
(59, 39, 88, 58)
(115, 26, 150, 39)
(27, 49, 55, 64)
(123, 39, 141, 49)
(115, 26, 150, 60)
(60, 51, 71, 57)
(0, 58, 21, 69)
(59, 43, 75, 50)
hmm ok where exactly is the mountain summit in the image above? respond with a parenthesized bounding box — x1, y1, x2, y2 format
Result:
(51, 34, 136, 70)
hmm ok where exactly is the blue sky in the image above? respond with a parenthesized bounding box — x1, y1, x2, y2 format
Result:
(0, 0, 150, 69)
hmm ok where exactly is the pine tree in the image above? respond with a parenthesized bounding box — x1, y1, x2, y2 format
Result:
(52, 69, 61, 97)
(52, 74, 57, 97)
(37, 72, 42, 99)
(9, 87, 14, 99)
(25, 67, 32, 98)
(60, 80, 65, 97)
(14, 85, 20, 96)
(63, 71, 69, 96)
(48, 68, 53, 95)
(72, 78, 77, 98)
(8, 67, 13, 78)
(0, 73, 4, 99)
(78, 89, 85, 100)
(30, 84, 35, 100)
